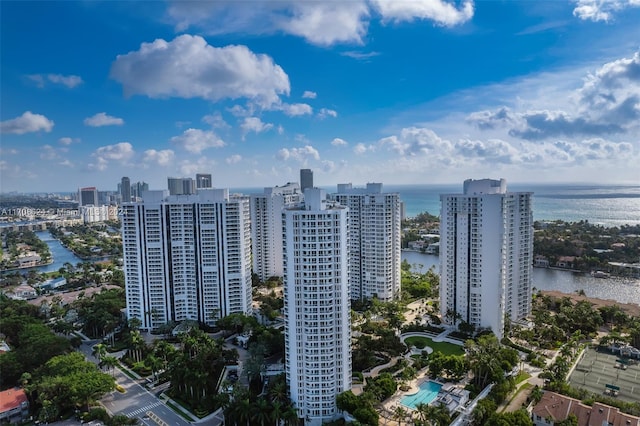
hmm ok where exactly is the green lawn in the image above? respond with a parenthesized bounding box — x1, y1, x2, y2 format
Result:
(403, 336, 464, 356)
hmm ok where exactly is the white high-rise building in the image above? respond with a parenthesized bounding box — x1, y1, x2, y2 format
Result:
(283, 189, 351, 426)
(122, 189, 252, 330)
(250, 183, 304, 281)
(439, 178, 533, 340)
(334, 183, 401, 301)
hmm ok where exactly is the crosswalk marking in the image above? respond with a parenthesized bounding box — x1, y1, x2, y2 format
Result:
(123, 401, 163, 417)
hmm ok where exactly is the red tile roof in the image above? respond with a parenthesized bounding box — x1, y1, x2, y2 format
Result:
(0, 388, 27, 414)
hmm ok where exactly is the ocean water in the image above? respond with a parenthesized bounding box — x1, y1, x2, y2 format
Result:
(232, 184, 640, 227)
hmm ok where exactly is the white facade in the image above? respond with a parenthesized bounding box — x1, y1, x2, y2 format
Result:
(334, 183, 401, 301)
(122, 189, 252, 330)
(250, 183, 303, 281)
(283, 189, 351, 426)
(81, 205, 112, 223)
(439, 178, 533, 340)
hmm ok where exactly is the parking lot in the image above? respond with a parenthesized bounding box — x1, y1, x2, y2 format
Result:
(568, 347, 639, 403)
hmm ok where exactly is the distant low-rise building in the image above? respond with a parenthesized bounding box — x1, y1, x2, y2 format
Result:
(531, 391, 640, 426)
(0, 388, 29, 424)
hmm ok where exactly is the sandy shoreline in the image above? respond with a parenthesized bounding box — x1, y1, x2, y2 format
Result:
(540, 290, 640, 318)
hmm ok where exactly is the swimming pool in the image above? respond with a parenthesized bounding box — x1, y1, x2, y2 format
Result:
(400, 380, 442, 409)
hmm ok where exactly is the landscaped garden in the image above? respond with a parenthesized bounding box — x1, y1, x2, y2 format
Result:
(403, 335, 464, 356)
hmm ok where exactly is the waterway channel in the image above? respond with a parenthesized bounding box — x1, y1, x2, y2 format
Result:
(401, 250, 640, 305)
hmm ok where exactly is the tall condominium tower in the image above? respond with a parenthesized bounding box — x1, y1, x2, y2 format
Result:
(300, 168, 313, 193)
(283, 189, 351, 426)
(167, 177, 196, 195)
(250, 182, 303, 281)
(121, 189, 252, 330)
(78, 187, 99, 206)
(334, 183, 401, 301)
(196, 173, 212, 189)
(121, 177, 131, 203)
(439, 178, 533, 340)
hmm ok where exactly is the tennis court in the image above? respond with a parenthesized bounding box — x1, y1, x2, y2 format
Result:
(568, 347, 639, 403)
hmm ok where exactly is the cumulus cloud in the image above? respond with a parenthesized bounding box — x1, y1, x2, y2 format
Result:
(110, 35, 290, 108)
(165, 1, 472, 47)
(88, 142, 134, 171)
(278, 103, 313, 116)
(84, 112, 125, 127)
(466, 107, 518, 130)
(143, 149, 175, 166)
(178, 157, 217, 176)
(27, 73, 83, 88)
(302, 91, 317, 99)
(370, 0, 474, 26)
(509, 110, 624, 140)
(171, 128, 225, 153)
(58, 137, 80, 145)
(241, 117, 274, 137)
(455, 138, 520, 164)
(573, 0, 640, 22)
(331, 137, 348, 146)
(318, 108, 338, 119)
(1, 111, 54, 134)
(353, 143, 375, 154)
(226, 154, 242, 164)
(202, 112, 230, 129)
(276, 145, 320, 163)
(379, 127, 453, 156)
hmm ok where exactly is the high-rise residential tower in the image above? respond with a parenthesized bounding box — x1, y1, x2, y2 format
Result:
(300, 169, 313, 193)
(196, 173, 212, 189)
(78, 187, 99, 206)
(334, 183, 401, 301)
(167, 177, 196, 195)
(121, 177, 131, 203)
(250, 182, 304, 281)
(282, 189, 351, 426)
(121, 189, 252, 330)
(439, 178, 533, 340)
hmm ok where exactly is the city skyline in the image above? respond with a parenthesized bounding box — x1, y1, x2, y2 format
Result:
(2, 1, 640, 192)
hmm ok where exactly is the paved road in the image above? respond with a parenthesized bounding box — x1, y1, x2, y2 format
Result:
(78, 339, 191, 426)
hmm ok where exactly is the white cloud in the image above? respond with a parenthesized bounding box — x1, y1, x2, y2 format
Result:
(353, 143, 369, 154)
(84, 112, 125, 127)
(0, 111, 54, 134)
(573, 0, 640, 22)
(340, 51, 381, 61)
(0, 148, 18, 155)
(302, 90, 317, 99)
(279, 102, 313, 116)
(202, 112, 230, 129)
(276, 145, 320, 163)
(40, 145, 60, 160)
(143, 149, 175, 166)
(370, 0, 474, 26)
(318, 108, 338, 119)
(226, 154, 242, 164)
(171, 128, 225, 153)
(27, 73, 83, 88)
(379, 127, 453, 157)
(165, 1, 470, 47)
(58, 159, 74, 168)
(88, 142, 135, 171)
(110, 34, 290, 108)
(178, 157, 217, 176)
(46, 74, 83, 88)
(331, 137, 348, 146)
(58, 137, 80, 145)
(241, 117, 274, 137)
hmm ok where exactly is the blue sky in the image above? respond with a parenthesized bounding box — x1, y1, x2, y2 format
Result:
(1, 0, 640, 193)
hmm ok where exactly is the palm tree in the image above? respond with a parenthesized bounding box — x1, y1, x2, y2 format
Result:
(393, 405, 407, 426)
(281, 406, 299, 426)
(252, 398, 272, 426)
(92, 343, 107, 362)
(271, 401, 284, 426)
(100, 355, 119, 377)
